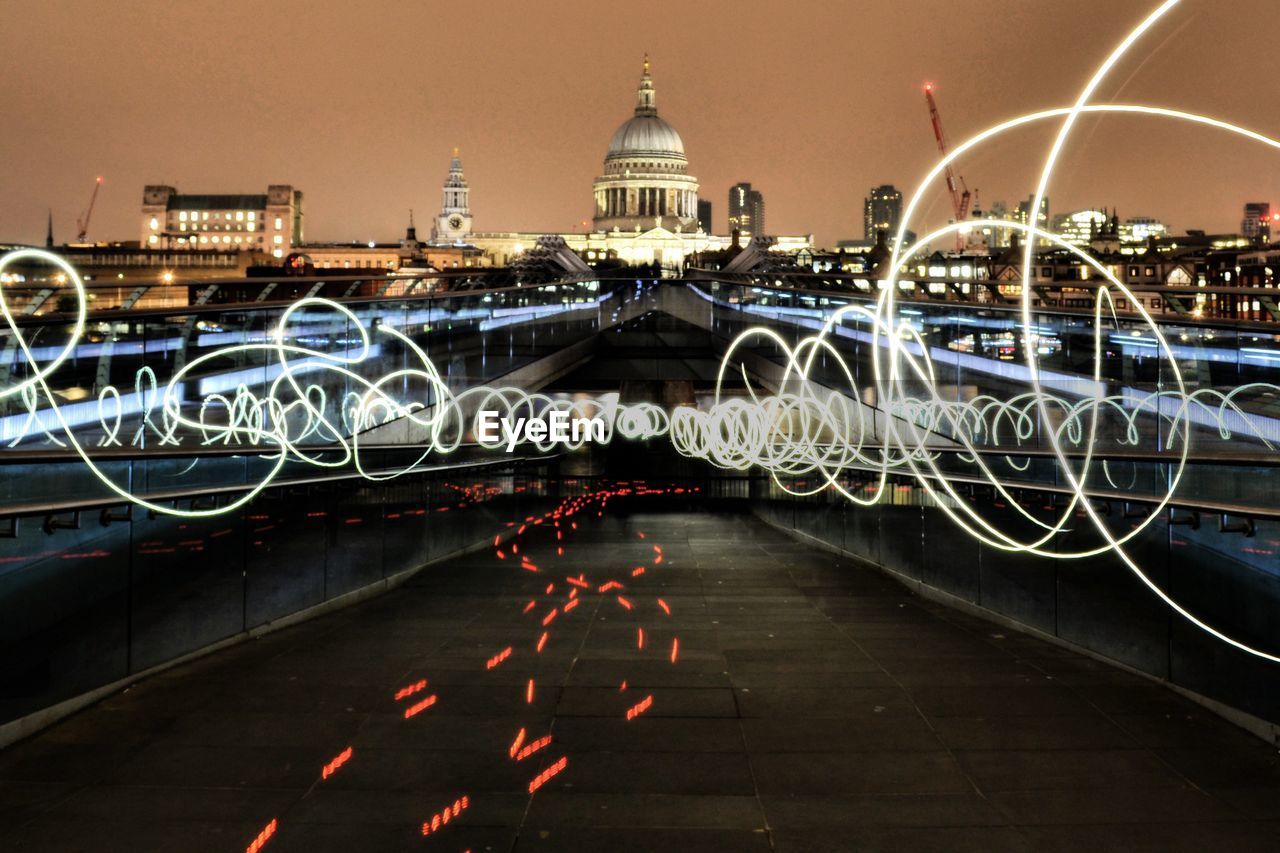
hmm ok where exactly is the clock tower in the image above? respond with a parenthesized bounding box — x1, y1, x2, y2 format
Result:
(433, 148, 473, 244)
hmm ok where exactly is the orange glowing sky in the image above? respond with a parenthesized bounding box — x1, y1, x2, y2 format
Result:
(2, 0, 1280, 248)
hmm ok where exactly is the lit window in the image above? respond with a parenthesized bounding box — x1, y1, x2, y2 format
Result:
(273, 248, 283, 258)
(149, 217, 159, 230)
(247, 212, 256, 221)
(235, 211, 244, 221)
(202, 212, 209, 221)
(273, 235, 283, 244)
(247, 223, 255, 232)
(274, 217, 283, 229)
(148, 234, 158, 244)
(179, 211, 188, 222)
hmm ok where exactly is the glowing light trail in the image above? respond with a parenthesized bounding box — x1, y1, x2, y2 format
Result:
(7, 0, 1280, 683)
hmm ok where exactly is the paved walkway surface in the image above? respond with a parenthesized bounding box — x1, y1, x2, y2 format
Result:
(3, 504, 1280, 852)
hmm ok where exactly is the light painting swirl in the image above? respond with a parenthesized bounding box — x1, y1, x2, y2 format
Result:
(1, 0, 1278, 665)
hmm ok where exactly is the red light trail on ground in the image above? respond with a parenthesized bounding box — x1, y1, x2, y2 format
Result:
(625, 695, 654, 721)
(527, 756, 569, 794)
(420, 795, 469, 837)
(393, 679, 427, 701)
(244, 819, 277, 853)
(237, 481, 691, 851)
(320, 746, 353, 780)
(514, 734, 553, 762)
(402, 694, 438, 719)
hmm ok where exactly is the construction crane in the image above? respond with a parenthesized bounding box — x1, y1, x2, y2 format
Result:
(75, 176, 103, 243)
(922, 83, 971, 251)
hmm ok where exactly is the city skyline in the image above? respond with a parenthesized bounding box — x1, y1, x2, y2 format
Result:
(3, 0, 1280, 248)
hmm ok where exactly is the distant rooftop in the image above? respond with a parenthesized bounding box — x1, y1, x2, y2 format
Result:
(166, 194, 268, 211)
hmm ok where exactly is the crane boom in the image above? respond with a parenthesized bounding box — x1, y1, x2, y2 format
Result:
(76, 176, 103, 243)
(923, 84, 971, 248)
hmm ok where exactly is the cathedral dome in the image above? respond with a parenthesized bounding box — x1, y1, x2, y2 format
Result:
(591, 57, 700, 234)
(607, 114, 685, 160)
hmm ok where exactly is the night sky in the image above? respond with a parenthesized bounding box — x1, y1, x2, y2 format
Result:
(3, 0, 1279, 248)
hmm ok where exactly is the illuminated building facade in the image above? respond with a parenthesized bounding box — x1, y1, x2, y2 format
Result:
(464, 60, 809, 270)
(141, 185, 303, 258)
(1051, 209, 1111, 246)
(1015, 195, 1051, 245)
(863, 184, 902, 241)
(591, 58, 700, 234)
(1118, 216, 1169, 243)
(1242, 201, 1271, 242)
(728, 183, 765, 239)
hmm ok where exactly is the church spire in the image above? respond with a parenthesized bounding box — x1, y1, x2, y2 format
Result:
(434, 149, 472, 244)
(45, 208, 54, 248)
(635, 54, 656, 116)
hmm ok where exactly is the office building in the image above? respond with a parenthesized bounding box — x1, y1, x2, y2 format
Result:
(863, 184, 902, 241)
(697, 199, 712, 234)
(728, 182, 765, 239)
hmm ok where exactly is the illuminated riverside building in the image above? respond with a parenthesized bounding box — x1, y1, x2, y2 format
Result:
(124, 63, 811, 276)
(1119, 216, 1169, 243)
(465, 59, 812, 270)
(592, 57, 700, 233)
(1051, 208, 1112, 246)
(140, 184, 303, 258)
